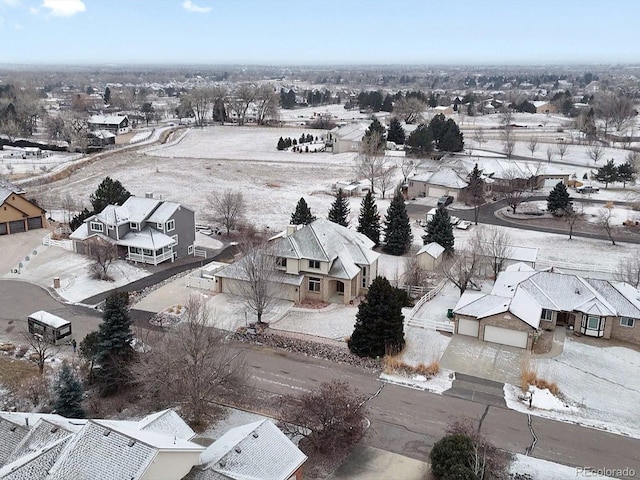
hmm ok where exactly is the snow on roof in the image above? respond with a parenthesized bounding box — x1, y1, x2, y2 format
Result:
(215, 258, 304, 286)
(4, 419, 74, 466)
(90, 129, 116, 139)
(532, 101, 551, 107)
(146, 202, 181, 224)
(0, 436, 69, 480)
(28, 311, 70, 329)
(424, 168, 468, 189)
(0, 417, 28, 466)
(0, 178, 25, 204)
(120, 196, 163, 224)
(454, 289, 539, 328)
(510, 289, 541, 329)
(92, 419, 202, 451)
(491, 270, 537, 297)
(573, 297, 615, 317)
(453, 293, 512, 319)
(196, 420, 306, 480)
(504, 262, 535, 273)
(117, 227, 176, 250)
(88, 115, 128, 126)
(331, 122, 368, 141)
(610, 282, 640, 316)
(417, 242, 445, 259)
(137, 409, 195, 441)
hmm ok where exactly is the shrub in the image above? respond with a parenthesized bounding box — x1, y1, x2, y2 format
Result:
(430, 433, 476, 480)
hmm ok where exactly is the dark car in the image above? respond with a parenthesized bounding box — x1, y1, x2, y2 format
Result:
(437, 195, 454, 207)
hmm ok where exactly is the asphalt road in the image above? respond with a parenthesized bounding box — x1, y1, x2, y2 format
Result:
(3, 280, 639, 475)
(407, 196, 640, 244)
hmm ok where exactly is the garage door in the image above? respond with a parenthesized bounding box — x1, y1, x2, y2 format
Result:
(484, 325, 528, 349)
(544, 178, 565, 188)
(27, 216, 43, 230)
(458, 318, 479, 337)
(428, 186, 447, 198)
(0, 223, 6, 235)
(9, 220, 25, 234)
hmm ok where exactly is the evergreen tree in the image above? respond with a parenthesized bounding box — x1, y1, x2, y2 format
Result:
(439, 119, 464, 152)
(617, 161, 636, 188)
(96, 292, 134, 396)
(357, 191, 381, 246)
(103, 86, 111, 104)
(547, 182, 572, 216)
(405, 124, 433, 155)
(53, 363, 85, 418)
(427, 113, 448, 144)
(381, 94, 394, 113)
(387, 117, 406, 145)
(595, 159, 618, 188)
(290, 197, 316, 225)
(348, 276, 405, 358)
(327, 189, 350, 227)
(277, 137, 286, 150)
(363, 117, 386, 151)
(383, 190, 413, 255)
(423, 207, 454, 253)
(70, 207, 93, 231)
(466, 163, 484, 225)
(90, 177, 131, 213)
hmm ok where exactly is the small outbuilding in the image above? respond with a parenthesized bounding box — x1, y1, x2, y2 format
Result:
(416, 242, 445, 271)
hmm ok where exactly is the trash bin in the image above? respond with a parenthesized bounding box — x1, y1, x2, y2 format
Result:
(447, 309, 453, 319)
(53, 277, 60, 289)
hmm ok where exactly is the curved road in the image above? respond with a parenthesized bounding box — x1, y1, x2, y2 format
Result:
(407, 196, 640, 244)
(1, 279, 639, 474)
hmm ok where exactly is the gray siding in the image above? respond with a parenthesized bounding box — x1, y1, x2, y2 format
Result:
(171, 206, 195, 258)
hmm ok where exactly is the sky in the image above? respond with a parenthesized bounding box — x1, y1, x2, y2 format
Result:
(0, 0, 638, 65)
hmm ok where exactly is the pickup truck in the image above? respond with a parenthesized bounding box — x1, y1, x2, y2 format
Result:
(576, 185, 599, 194)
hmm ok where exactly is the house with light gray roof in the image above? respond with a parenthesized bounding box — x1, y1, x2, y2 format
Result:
(70, 194, 195, 266)
(214, 218, 379, 305)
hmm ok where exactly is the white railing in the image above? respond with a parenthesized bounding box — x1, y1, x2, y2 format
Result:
(42, 234, 73, 251)
(127, 250, 174, 265)
(194, 248, 207, 258)
(536, 260, 616, 274)
(405, 279, 454, 332)
(185, 275, 216, 290)
(407, 278, 447, 319)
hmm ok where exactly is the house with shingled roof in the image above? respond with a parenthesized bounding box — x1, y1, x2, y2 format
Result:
(214, 218, 379, 305)
(0, 179, 46, 236)
(70, 194, 195, 266)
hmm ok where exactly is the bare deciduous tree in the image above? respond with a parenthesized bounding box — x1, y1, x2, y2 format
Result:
(564, 206, 581, 240)
(501, 129, 516, 159)
(355, 131, 385, 194)
(501, 169, 530, 214)
(615, 252, 640, 288)
(597, 207, 616, 245)
(557, 141, 569, 161)
(279, 379, 369, 456)
(378, 164, 397, 199)
(87, 237, 117, 281)
(441, 250, 480, 295)
(474, 226, 513, 279)
(188, 88, 212, 126)
(235, 243, 277, 324)
(546, 146, 555, 163)
(403, 248, 428, 287)
(398, 157, 414, 183)
(209, 190, 246, 236)
(229, 83, 257, 126)
(393, 97, 425, 124)
(254, 84, 279, 125)
(527, 137, 539, 157)
(23, 331, 59, 376)
(587, 143, 604, 165)
(133, 295, 248, 428)
(473, 128, 485, 148)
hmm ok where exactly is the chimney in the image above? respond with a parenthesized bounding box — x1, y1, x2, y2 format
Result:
(286, 225, 300, 236)
(145, 192, 154, 199)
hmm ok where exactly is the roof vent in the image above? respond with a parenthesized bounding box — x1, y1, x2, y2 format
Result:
(50, 427, 58, 433)
(252, 432, 259, 439)
(235, 447, 242, 454)
(9, 426, 17, 432)
(575, 289, 580, 295)
(128, 440, 136, 447)
(103, 430, 111, 437)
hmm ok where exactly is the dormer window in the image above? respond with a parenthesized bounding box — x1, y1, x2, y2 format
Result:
(90, 222, 104, 233)
(130, 222, 139, 230)
(309, 260, 320, 269)
(276, 257, 287, 269)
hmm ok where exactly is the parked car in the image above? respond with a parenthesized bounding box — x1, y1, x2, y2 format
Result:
(450, 216, 461, 225)
(437, 195, 454, 207)
(456, 220, 471, 230)
(576, 185, 599, 194)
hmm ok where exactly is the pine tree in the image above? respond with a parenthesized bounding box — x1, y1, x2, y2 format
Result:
(290, 197, 316, 225)
(53, 363, 86, 418)
(406, 124, 433, 155)
(364, 117, 386, 151)
(357, 191, 381, 246)
(96, 292, 134, 396)
(387, 117, 406, 145)
(547, 182, 572, 216)
(277, 137, 286, 150)
(595, 159, 618, 188)
(423, 207, 454, 253)
(383, 190, 413, 255)
(90, 177, 131, 213)
(439, 119, 464, 152)
(466, 163, 484, 225)
(348, 276, 405, 358)
(617, 161, 636, 188)
(328, 189, 350, 227)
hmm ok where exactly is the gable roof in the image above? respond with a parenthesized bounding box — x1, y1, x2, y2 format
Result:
(453, 289, 541, 329)
(417, 242, 445, 259)
(188, 420, 306, 480)
(88, 115, 128, 126)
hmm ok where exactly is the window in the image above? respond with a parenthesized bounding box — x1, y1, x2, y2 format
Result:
(157, 222, 163, 229)
(90, 222, 103, 233)
(143, 248, 153, 256)
(107, 225, 114, 231)
(188, 245, 194, 255)
(361, 266, 367, 288)
(620, 317, 636, 328)
(167, 219, 175, 232)
(308, 277, 321, 293)
(309, 260, 320, 269)
(276, 257, 287, 269)
(541, 309, 553, 321)
(130, 222, 139, 230)
(587, 315, 600, 330)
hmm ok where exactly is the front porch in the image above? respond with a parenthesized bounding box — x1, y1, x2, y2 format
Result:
(126, 246, 175, 266)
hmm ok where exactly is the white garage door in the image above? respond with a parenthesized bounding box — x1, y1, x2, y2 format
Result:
(544, 178, 565, 187)
(484, 325, 528, 349)
(458, 318, 479, 337)
(428, 186, 447, 198)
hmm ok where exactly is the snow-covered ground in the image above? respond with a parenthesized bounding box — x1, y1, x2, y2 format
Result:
(510, 454, 616, 480)
(270, 304, 357, 341)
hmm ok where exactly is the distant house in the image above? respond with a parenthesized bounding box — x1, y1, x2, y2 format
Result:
(329, 123, 368, 154)
(70, 194, 195, 265)
(0, 179, 46, 235)
(184, 420, 307, 480)
(453, 263, 640, 348)
(334, 179, 369, 197)
(88, 129, 116, 147)
(416, 242, 445, 271)
(88, 115, 130, 135)
(432, 105, 454, 116)
(531, 101, 558, 114)
(407, 167, 469, 200)
(214, 219, 379, 305)
(0, 409, 204, 480)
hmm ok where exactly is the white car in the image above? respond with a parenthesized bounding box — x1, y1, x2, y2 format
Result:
(456, 220, 471, 230)
(450, 216, 461, 225)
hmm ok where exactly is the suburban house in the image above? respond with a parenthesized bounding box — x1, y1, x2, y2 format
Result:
(476, 244, 538, 276)
(0, 409, 204, 480)
(70, 194, 196, 265)
(214, 219, 380, 305)
(329, 122, 368, 154)
(0, 179, 46, 235)
(532, 101, 558, 114)
(416, 242, 445, 271)
(184, 420, 307, 480)
(407, 167, 469, 200)
(453, 263, 640, 349)
(87, 114, 130, 135)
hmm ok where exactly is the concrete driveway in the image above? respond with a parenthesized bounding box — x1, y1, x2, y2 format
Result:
(328, 445, 429, 480)
(0, 229, 45, 274)
(440, 335, 526, 385)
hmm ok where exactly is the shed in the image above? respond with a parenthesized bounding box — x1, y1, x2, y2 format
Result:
(416, 242, 445, 271)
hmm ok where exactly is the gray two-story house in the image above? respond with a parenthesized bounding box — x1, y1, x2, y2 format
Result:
(70, 195, 196, 266)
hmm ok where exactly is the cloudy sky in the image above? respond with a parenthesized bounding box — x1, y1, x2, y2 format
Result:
(0, 0, 637, 65)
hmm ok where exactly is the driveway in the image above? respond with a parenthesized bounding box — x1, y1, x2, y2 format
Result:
(0, 229, 45, 273)
(440, 335, 526, 385)
(327, 445, 429, 480)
